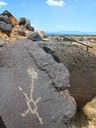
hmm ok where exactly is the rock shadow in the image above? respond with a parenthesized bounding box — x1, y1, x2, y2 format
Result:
(0, 116, 7, 128)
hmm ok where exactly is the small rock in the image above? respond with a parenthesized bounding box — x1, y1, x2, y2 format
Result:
(0, 41, 5, 47)
(17, 28, 26, 36)
(19, 17, 26, 26)
(26, 25, 34, 31)
(27, 32, 42, 41)
(36, 30, 47, 38)
(25, 19, 31, 26)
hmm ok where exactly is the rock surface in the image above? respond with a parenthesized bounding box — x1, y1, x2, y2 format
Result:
(17, 28, 26, 36)
(0, 15, 12, 24)
(36, 30, 47, 39)
(19, 17, 34, 31)
(42, 41, 96, 107)
(1, 10, 18, 25)
(0, 39, 6, 47)
(39, 43, 60, 63)
(28, 32, 42, 41)
(0, 39, 76, 128)
(26, 25, 34, 31)
(41, 41, 96, 128)
(0, 21, 12, 36)
(19, 17, 26, 26)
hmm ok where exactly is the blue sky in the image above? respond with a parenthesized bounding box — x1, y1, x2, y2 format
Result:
(0, 0, 96, 32)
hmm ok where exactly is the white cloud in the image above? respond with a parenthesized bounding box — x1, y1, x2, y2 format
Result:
(0, 1, 7, 7)
(46, 0, 65, 6)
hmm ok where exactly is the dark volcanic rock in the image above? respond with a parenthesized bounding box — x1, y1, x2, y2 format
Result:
(19, 18, 34, 31)
(48, 42, 96, 109)
(26, 25, 34, 31)
(1, 10, 12, 17)
(17, 28, 26, 36)
(0, 21, 12, 36)
(0, 116, 6, 128)
(19, 17, 26, 26)
(0, 21, 6, 29)
(0, 15, 12, 24)
(25, 19, 31, 26)
(0, 39, 76, 128)
(1, 10, 18, 26)
(28, 32, 42, 41)
(40, 44, 60, 63)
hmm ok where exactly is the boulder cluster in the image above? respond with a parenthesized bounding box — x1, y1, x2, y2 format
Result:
(0, 10, 46, 42)
(1, 10, 95, 128)
(0, 10, 18, 36)
(0, 39, 76, 128)
(0, 10, 77, 128)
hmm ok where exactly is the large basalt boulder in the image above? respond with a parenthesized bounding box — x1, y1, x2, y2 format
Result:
(1, 10, 18, 26)
(0, 21, 12, 36)
(0, 15, 12, 24)
(0, 39, 76, 128)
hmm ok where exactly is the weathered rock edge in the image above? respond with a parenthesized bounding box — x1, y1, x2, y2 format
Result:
(0, 39, 76, 128)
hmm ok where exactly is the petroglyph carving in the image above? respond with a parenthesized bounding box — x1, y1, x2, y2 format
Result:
(19, 68, 43, 125)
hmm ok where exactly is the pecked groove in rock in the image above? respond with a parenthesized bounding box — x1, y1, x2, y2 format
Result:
(0, 39, 76, 128)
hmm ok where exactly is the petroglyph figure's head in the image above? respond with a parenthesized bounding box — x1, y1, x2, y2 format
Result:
(27, 67, 37, 80)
